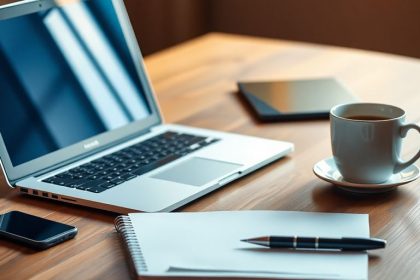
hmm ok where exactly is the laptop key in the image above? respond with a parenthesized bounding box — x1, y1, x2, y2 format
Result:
(56, 180, 72, 186)
(76, 185, 89, 190)
(132, 154, 181, 176)
(101, 174, 118, 181)
(98, 182, 116, 189)
(110, 177, 125, 185)
(86, 186, 107, 193)
(86, 175, 102, 181)
(42, 177, 58, 184)
(55, 172, 74, 179)
(91, 158, 108, 165)
(82, 179, 107, 187)
(120, 173, 136, 181)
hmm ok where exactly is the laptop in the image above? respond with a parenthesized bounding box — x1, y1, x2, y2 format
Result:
(0, 0, 293, 213)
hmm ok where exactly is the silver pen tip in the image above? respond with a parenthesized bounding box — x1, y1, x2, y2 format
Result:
(241, 236, 269, 246)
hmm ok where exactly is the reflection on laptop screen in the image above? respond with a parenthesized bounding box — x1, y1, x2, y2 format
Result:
(0, 0, 151, 166)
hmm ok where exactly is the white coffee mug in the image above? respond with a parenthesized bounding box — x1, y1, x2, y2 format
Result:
(330, 103, 420, 184)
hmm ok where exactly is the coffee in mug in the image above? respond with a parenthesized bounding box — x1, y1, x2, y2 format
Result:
(330, 103, 420, 184)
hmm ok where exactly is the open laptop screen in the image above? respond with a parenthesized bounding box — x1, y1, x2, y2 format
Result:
(0, 0, 151, 166)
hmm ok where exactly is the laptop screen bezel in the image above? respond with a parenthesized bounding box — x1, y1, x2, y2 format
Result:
(0, 0, 163, 185)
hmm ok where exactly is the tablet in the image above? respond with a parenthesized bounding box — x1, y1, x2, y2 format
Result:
(238, 78, 358, 121)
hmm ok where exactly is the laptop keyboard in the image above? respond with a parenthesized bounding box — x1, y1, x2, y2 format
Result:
(42, 131, 219, 193)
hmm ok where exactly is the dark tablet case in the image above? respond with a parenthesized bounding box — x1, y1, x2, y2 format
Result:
(238, 78, 358, 121)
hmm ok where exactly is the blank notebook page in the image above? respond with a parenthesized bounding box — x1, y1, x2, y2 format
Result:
(128, 211, 369, 279)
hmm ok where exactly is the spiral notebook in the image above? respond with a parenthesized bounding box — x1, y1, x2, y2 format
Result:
(115, 211, 369, 279)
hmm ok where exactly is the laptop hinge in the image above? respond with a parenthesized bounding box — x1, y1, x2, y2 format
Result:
(0, 159, 15, 188)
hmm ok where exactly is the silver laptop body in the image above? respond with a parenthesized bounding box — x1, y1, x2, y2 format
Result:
(0, 0, 293, 213)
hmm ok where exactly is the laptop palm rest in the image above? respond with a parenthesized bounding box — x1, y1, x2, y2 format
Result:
(152, 157, 242, 187)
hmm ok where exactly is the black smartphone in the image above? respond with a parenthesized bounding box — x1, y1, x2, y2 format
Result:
(0, 211, 78, 250)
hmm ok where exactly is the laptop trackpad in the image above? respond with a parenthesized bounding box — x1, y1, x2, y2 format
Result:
(152, 157, 242, 187)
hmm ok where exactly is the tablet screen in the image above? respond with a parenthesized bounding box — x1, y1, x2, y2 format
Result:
(238, 78, 358, 121)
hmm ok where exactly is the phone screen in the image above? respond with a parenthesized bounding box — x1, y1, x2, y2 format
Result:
(0, 211, 75, 241)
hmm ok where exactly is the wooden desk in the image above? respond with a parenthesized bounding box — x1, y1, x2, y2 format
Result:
(0, 33, 419, 279)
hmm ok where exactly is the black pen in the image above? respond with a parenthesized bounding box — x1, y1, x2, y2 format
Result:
(241, 236, 386, 251)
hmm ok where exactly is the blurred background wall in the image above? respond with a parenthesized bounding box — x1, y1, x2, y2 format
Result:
(1, 0, 419, 58)
(124, 0, 210, 56)
(125, 0, 420, 58)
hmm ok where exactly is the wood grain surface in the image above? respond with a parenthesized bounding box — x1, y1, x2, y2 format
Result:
(0, 33, 419, 280)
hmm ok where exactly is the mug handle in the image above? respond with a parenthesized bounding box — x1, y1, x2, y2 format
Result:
(394, 123, 420, 173)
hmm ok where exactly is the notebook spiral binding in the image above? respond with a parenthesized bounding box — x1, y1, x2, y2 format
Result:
(115, 215, 148, 273)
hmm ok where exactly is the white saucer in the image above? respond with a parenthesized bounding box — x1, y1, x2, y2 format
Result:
(313, 157, 420, 193)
